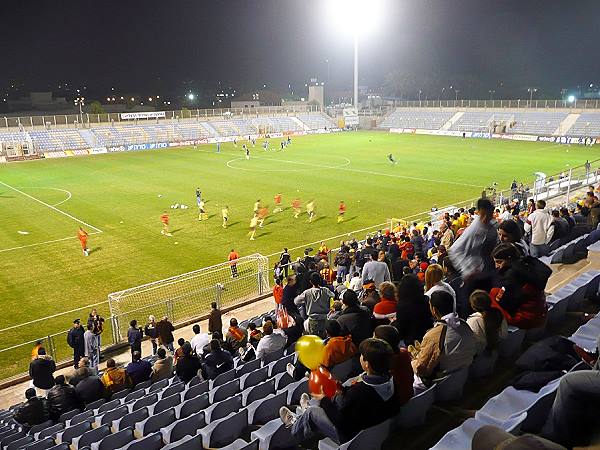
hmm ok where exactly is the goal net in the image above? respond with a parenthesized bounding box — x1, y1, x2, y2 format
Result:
(108, 253, 270, 339)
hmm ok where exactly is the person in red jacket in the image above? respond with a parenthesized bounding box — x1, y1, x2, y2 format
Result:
(374, 325, 413, 405)
(373, 282, 397, 323)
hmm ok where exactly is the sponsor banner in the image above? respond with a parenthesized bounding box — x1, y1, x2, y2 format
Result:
(537, 136, 596, 145)
(390, 128, 418, 134)
(416, 129, 468, 138)
(343, 108, 359, 126)
(67, 149, 90, 156)
(108, 145, 126, 152)
(491, 133, 538, 142)
(90, 147, 108, 154)
(0, 156, 6, 164)
(470, 132, 492, 139)
(126, 142, 169, 151)
(537, 136, 556, 143)
(268, 132, 284, 138)
(44, 151, 68, 158)
(120, 111, 166, 120)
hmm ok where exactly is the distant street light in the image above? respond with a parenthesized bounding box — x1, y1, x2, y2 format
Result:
(527, 87, 538, 104)
(187, 93, 195, 101)
(489, 90, 496, 101)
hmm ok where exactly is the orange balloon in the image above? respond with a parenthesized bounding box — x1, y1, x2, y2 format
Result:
(309, 366, 339, 399)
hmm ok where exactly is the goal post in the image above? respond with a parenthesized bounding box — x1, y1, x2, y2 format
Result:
(108, 253, 270, 339)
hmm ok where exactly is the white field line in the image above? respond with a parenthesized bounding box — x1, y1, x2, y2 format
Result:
(0, 230, 101, 254)
(0, 181, 102, 232)
(13, 186, 73, 207)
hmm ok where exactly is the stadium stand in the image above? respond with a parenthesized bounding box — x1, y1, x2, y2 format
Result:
(568, 112, 600, 137)
(0, 131, 29, 145)
(28, 130, 88, 151)
(296, 113, 336, 130)
(378, 108, 455, 130)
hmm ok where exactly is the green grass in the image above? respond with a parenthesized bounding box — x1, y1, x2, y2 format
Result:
(1, 130, 599, 379)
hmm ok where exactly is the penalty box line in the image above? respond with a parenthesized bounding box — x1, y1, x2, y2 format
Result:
(0, 231, 102, 254)
(0, 180, 103, 233)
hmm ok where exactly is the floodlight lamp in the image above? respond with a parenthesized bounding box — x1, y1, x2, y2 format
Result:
(327, 0, 385, 35)
(188, 93, 195, 101)
(568, 95, 576, 103)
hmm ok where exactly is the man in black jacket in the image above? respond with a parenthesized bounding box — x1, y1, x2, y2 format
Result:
(336, 289, 373, 346)
(73, 367, 104, 405)
(126, 351, 152, 386)
(13, 388, 50, 429)
(280, 338, 399, 444)
(47, 375, 82, 421)
(67, 319, 85, 369)
(202, 339, 234, 380)
(29, 348, 56, 392)
(175, 343, 202, 383)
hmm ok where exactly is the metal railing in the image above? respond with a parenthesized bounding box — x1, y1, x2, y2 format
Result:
(382, 99, 600, 110)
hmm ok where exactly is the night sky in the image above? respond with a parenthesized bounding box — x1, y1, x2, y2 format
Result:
(1, 0, 599, 99)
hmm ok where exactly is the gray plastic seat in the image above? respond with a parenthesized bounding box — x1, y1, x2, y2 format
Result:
(240, 366, 268, 390)
(330, 358, 356, 382)
(0, 430, 26, 448)
(160, 411, 205, 444)
(23, 436, 56, 450)
(47, 445, 70, 450)
(97, 399, 121, 414)
(133, 393, 158, 411)
(175, 393, 209, 419)
(187, 376, 203, 387)
(204, 394, 242, 423)
(283, 378, 308, 404)
(246, 392, 288, 425)
(60, 420, 92, 444)
(210, 379, 240, 403)
(235, 358, 261, 378)
(120, 432, 163, 450)
(74, 424, 110, 450)
(498, 327, 526, 359)
(435, 368, 470, 402)
(183, 380, 209, 400)
(84, 398, 106, 412)
(153, 393, 181, 415)
(135, 380, 152, 391)
(58, 408, 81, 424)
(124, 389, 146, 403)
(90, 427, 134, 450)
(69, 410, 94, 426)
(97, 405, 128, 426)
(470, 351, 498, 378)
(148, 378, 169, 393)
(110, 389, 131, 402)
(284, 343, 296, 356)
(219, 439, 259, 450)
(162, 382, 185, 399)
(268, 353, 295, 377)
(6, 434, 34, 450)
(211, 368, 236, 388)
(199, 409, 248, 448)
(114, 407, 149, 432)
(261, 348, 285, 365)
(162, 434, 202, 450)
(135, 408, 176, 437)
(250, 417, 293, 450)
(29, 420, 54, 437)
(37, 423, 64, 439)
(273, 372, 294, 391)
(318, 418, 391, 450)
(242, 379, 276, 407)
(393, 384, 436, 428)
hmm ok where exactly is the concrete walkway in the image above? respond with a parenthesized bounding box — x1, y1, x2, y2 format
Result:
(0, 296, 275, 410)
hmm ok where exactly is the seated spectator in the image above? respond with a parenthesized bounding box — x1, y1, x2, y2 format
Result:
(225, 318, 248, 354)
(424, 264, 456, 303)
(151, 347, 173, 382)
(373, 282, 398, 323)
(190, 323, 210, 357)
(549, 209, 570, 244)
(294, 272, 334, 339)
(498, 219, 529, 256)
(411, 291, 476, 385)
(442, 257, 469, 319)
(348, 272, 362, 293)
(69, 357, 97, 387)
(560, 207, 575, 231)
(29, 347, 56, 392)
(337, 289, 373, 346)
(322, 320, 357, 368)
(47, 375, 82, 421)
(73, 366, 104, 405)
(173, 338, 186, 365)
(101, 358, 132, 395)
(126, 351, 152, 386)
(393, 274, 433, 346)
(247, 323, 263, 347)
(374, 325, 413, 405)
(466, 290, 507, 355)
(255, 321, 287, 361)
(540, 369, 600, 448)
(490, 243, 548, 329)
(360, 280, 380, 311)
(202, 339, 234, 380)
(13, 388, 50, 429)
(280, 338, 399, 444)
(175, 342, 201, 383)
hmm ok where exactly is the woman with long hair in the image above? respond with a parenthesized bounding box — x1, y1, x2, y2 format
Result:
(393, 274, 433, 345)
(498, 219, 528, 256)
(467, 290, 507, 354)
(424, 264, 456, 304)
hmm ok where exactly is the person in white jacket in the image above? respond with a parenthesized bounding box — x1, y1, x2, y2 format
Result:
(524, 200, 554, 257)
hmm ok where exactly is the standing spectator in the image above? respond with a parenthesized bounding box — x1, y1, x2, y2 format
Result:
(13, 388, 50, 429)
(151, 347, 174, 382)
(101, 358, 132, 395)
(87, 309, 104, 360)
(127, 320, 143, 360)
(225, 318, 248, 354)
(549, 209, 569, 244)
(228, 249, 239, 278)
(410, 229, 424, 257)
(208, 302, 223, 335)
(273, 278, 284, 304)
(126, 351, 152, 386)
(47, 375, 82, 421)
(29, 348, 55, 392)
(374, 325, 414, 405)
(373, 282, 398, 323)
(157, 316, 175, 352)
(448, 198, 498, 293)
(84, 324, 99, 369)
(175, 343, 201, 383)
(334, 247, 351, 282)
(255, 321, 287, 361)
(190, 324, 210, 357)
(67, 319, 85, 369)
(72, 366, 104, 405)
(361, 253, 391, 287)
(281, 276, 300, 317)
(467, 290, 507, 355)
(144, 315, 159, 355)
(439, 222, 454, 249)
(279, 248, 291, 278)
(524, 199, 554, 257)
(393, 274, 433, 345)
(442, 257, 469, 319)
(294, 272, 334, 338)
(31, 341, 43, 361)
(337, 289, 373, 346)
(202, 339, 234, 380)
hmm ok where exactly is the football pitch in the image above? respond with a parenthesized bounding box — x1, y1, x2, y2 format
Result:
(1, 130, 599, 379)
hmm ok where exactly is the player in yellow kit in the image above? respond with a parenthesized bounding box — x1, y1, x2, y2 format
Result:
(222, 205, 229, 228)
(306, 200, 315, 223)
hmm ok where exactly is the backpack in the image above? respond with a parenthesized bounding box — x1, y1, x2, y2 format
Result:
(516, 256, 552, 290)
